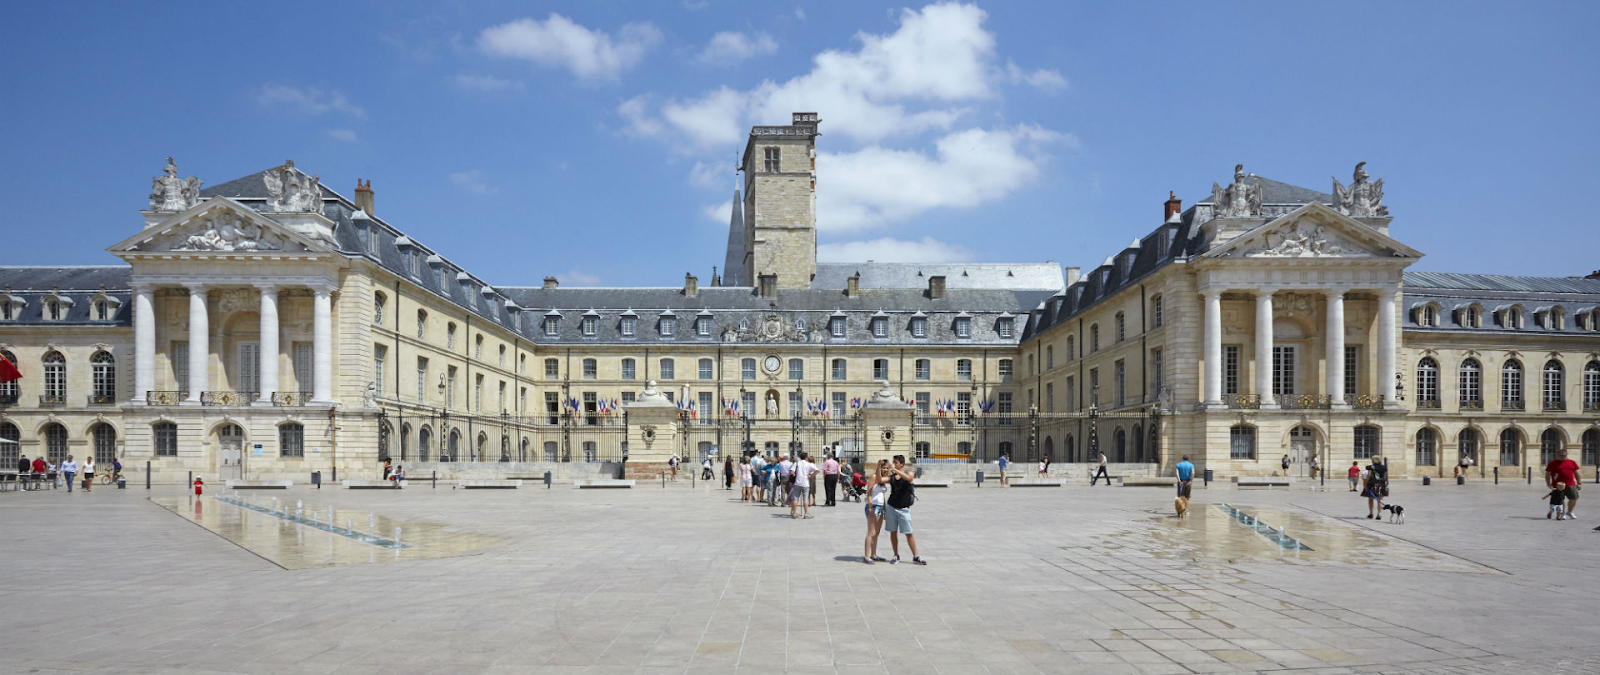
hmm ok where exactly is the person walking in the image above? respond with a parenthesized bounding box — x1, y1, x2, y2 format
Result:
(1175, 455, 1195, 502)
(1455, 452, 1474, 479)
(1090, 451, 1110, 486)
(738, 456, 753, 502)
(82, 456, 95, 492)
(1546, 448, 1581, 519)
(1038, 453, 1051, 478)
(885, 455, 926, 565)
(1364, 456, 1389, 519)
(30, 456, 46, 490)
(60, 455, 79, 493)
(823, 452, 840, 506)
(723, 456, 734, 490)
(775, 454, 793, 507)
(1281, 454, 1291, 476)
(1308, 454, 1319, 481)
(668, 454, 680, 481)
(997, 451, 1010, 486)
(862, 459, 890, 564)
(1347, 461, 1361, 491)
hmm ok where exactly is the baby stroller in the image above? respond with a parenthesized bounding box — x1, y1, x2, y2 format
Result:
(844, 472, 867, 502)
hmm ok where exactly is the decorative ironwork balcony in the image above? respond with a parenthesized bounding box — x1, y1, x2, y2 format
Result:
(1225, 394, 1262, 410)
(146, 391, 187, 405)
(201, 391, 259, 406)
(1352, 394, 1386, 410)
(0, 393, 17, 405)
(1282, 394, 1332, 410)
(1586, 400, 1600, 413)
(1460, 399, 1483, 411)
(39, 394, 66, 406)
(272, 391, 314, 406)
(87, 394, 117, 405)
(1416, 399, 1441, 411)
(1543, 399, 1566, 412)
(1502, 400, 1525, 412)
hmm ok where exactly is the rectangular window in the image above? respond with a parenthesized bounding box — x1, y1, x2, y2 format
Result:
(998, 359, 1013, 382)
(660, 359, 675, 380)
(1230, 426, 1256, 459)
(544, 317, 559, 336)
(1272, 345, 1296, 397)
(474, 375, 484, 412)
(545, 392, 559, 424)
(445, 367, 457, 408)
(154, 423, 178, 457)
(660, 317, 675, 337)
(1152, 296, 1164, 328)
(742, 358, 756, 380)
(172, 341, 189, 391)
(544, 358, 559, 380)
(832, 359, 847, 380)
(830, 317, 846, 337)
(998, 317, 1014, 338)
(873, 359, 889, 380)
(788, 391, 802, 417)
(238, 342, 261, 394)
(621, 392, 635, 404)
(998, 392, 1013, 425)
(370, 344, 385, 396)
(622, 358, 636, 381)
(871, 317, 887, 338)
(620, 317, 636, 337)
(911, 317, 927, 338)
(583, 392, 597, 425)
(582, 359, 597, 380)
(915, 359, 930, 381)
(1345, 346, 1359, 399)
(915, 392, 930, 423)
(416, 357, 428, 402)
(1353, 426, 1379, 460)
(699, 359, 714, 380)
(1224, 345, 1240, 395)
(696, 317, 711, 336)
(742, 391, 756, 417)
(789, 359, 804, 380)
(698, 391, 713, 425)
(1114, 360, 1125, 408)
(1090, 368, 1100, 406)
(764, 146, 780, 172)
(1150, 348, 1163, 398)
(832, 392, 847, 422)
(957, 359, 972, 381)
(280, 424, 304, 458)
(956, 392, 971, 424)
(955, 317, 971, 338)
(498, 381, 506, 412)
(1045, 383, 1054, 413)
(582, 316, 597, 336)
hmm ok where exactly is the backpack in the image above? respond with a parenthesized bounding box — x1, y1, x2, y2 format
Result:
(887, 477, 915, 509)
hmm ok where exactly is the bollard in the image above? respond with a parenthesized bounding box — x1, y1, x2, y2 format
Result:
(544, 471, 552, 489)
(662, 472, 666, 488)
(432, 471, 437, 489)
(976, 470, 984, 486)
(146, 461, 151, 490)
(1527, 467, 1532, 485)
(1457, 475, 1465, 486)
(1422, 476, 1431, 486)
(188, 471, 193, 490)
(332, 467, 337, 483)
(1494, 466, 1498, 485)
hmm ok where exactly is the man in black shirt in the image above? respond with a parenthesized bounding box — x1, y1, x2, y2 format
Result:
(885, 455, 926, 565)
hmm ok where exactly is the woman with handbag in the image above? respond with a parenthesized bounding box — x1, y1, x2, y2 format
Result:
(1363, 456, 1389, 519)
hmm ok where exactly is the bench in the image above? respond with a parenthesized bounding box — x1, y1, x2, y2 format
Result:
(342, 480, 404, 489)
(574, 479, 634, 489)
(1233, 476, 1292, 489)
(457, 479, 521, 489)
(1007, 479, 1066, 487)
(915, 479, 953, 487)
(1121, 476, 1176, 487)
(225, 480, 292, 490)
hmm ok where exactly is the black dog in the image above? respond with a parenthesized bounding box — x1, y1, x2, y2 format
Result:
(1382, 503, 1405, 524)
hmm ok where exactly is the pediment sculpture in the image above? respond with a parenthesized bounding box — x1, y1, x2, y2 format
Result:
(263, 160, 324, 214)
(173, 210, 284, 252)
(1211, 164, 1262, 218)
(1332, 161, 1388, 217)
(149, 157, 203, 212)
(1245, 222, 1360, 258)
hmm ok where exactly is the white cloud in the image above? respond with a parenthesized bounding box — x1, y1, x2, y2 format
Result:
(1005, 60, 1066, 91)
(563, 267, 602, 285)
(682, 0, 710, 10)
(794, 7, 806, 20)
(817, 237, 973, 263)
(325, 128, 359, 143)
(478, 14, 662, 82)
(449, 169, 498, 195)
(617, 95, 664, 137)
(454, 74, 525, 92)
(819, 125, 1070, 232)
(696, 31, 778, 64)
(690, 161, 731, 189)
(257, 85, 366, 119)
(701, 200, 732, 224)
(624, 2, 1006, 147)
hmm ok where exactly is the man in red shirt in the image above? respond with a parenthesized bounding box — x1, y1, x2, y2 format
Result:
(1546, 448, 1582, 519)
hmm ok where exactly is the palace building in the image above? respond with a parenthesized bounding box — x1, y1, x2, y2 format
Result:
(0, 115, 1596, 483)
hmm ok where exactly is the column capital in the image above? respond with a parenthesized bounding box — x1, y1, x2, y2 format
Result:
(1199, 288, 1225, 299)
(1324, 289, 1347, 299)
(254, 282, 280, 292)
(1255, 287, 1279, 298)
(310, 282, 338, 296)
(184, 283, 209, 294)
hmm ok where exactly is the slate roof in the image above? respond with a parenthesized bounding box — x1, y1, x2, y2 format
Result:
(1193, 175, 1334, 206)
(1401, 271, 1600, 334)
(811, 262, 1064, 292)
(0, 266, 132, 325)
(1403, 272, 1600, 295)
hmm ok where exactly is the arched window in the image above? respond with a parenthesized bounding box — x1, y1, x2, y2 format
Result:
(1415, 358, 1439, 408)
(474, 334, 484, 360)
(1458, 428, 1479, 464)
(1114, 312, 1126, 342)
(476, 432, 488, 461)
(1151, 295, 1164, 328)
(1114, 428, 1127, 463)
(1502, 360, 1524, 408)
(416, 309, 427, 338)
(1415, 428, 1437, 466)
(90, 423, 116, 464)
(1459, 358, 1482, 409)
(42, 351, 66, 403)
(418, 426, 432, 462)
(1230, 425, 1256, 459)
(0, 422, 19, 465)
(280, 423, 304, 457)
(400, 423, 411, 461)
(914, 441, 930, 459)
(44, 423, 67, 462)
(373, 291, 386, 325)
(1584, 429, 1599, 466)
(1499, 428, 1521, 466)
(0, 350, 18, 402)
(544, 441, 558, 462)
(1133, 423, 1144, 463)
(998, 441, 1013, 462)
(1090, 324, 1100, 352)
(1065, 435, 1075, 463)
(90, 351, 116, 404)
(1586, 361, 1600, 411)
(1543, 360, 1565, 409)
(1541, 428, 1564, 465)
(520, 437, 529, 462)
(1043, 436, 1054, 460)
(446, 429, 460, 462)
(1045, 345, 1054, 371)
(582, 441, 597, 462)
(1353, 425, 1380, 460)
(1067, 336, 1075, 361)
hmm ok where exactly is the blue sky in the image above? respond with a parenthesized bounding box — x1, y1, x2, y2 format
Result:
(3, 1, 1597, 286)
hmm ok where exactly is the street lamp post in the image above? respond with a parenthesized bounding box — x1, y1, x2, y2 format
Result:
(1027, 404, 1039, 460)
(1088, 403, 1100, 459)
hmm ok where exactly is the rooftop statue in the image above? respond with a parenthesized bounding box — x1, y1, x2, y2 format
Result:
(263, 160, 324, 214)
(1210, 164, 1262, 218)
(1332, 161, 1388, 217)
(149, 157, 203, 212)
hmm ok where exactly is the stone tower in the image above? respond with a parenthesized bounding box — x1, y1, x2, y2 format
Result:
(739, 112, 820, 291)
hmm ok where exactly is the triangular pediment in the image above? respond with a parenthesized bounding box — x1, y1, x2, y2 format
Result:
(1203, 202, 1421, 260)
(109, 198, 330, 255)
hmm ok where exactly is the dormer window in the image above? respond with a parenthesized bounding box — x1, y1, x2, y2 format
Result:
(1422, 305, 1436, 326)
(871, 316, 888, 339)
(544, 316, 559, 336)
(94, 301, 110, 320)
(910, 315, 928, 338)
(620, 316, 636, 337)
(581, 315, 597, 336)
(830, 316, 846, 337)
(997, 317, 1014, 338)
(695, 315, 711, 336)
(954, 316, 971, 339)
(660, 315, 676, 337)
(1464, 306, 1481, 328)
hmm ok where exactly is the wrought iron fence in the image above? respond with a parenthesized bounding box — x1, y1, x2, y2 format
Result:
(1502, 400, 1525, 411)
(1282, 394, 1332, 410)
(88, 394, 117, 405)
(1543, 399, 1566, 412)
(1352, 394, 1386, 410)
(1416, 399, 1441, 411)
(38, 394, 65, 406)
(1460, 399, 1483, 411)
(1225, 394, 1262, 409)
(272, 391, 314, 406)
(200, 391, 260, 406)
(145, 391, 186, 405)
(0, 393, 17, 405)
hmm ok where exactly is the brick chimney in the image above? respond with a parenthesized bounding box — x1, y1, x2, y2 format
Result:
(543, 276, 559, 289)
(1587, 269, 1600, 280)
(1163, 191, 1181, 222)
(758, 274, 777, 298)
(354, 179, 375, 215)
(846, 272, 861, 298)
(928, 275, 946, 299)
(684, 273, 699, 297)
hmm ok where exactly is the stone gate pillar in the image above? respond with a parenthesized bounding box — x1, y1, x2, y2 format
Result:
(861, 381, 913, 466)
(623, 381, 680, 479)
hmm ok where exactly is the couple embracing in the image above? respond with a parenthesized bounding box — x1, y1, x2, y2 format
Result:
(861, 455, 926, 565)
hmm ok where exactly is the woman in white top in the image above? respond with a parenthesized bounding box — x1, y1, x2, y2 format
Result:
(738, 456, 754, 503)
(82, 457, 96, 492)
(862, 459, 891, 564)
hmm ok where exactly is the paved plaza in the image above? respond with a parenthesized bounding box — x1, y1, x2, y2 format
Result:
(3, 477, 1597, 675)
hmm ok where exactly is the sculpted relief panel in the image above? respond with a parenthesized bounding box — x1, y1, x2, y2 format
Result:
(173, 210, 286, 252)
(1244, 222, 1362, 258)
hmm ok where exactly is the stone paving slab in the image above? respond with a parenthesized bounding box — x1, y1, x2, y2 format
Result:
(0, 479, 1594, 674)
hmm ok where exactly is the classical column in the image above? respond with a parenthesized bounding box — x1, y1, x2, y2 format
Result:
(1326, 290, 1346, 406)
(257, 285, 279, 404)
(132, 285, 155, 403)
(312, 285, 334, 404)
(1255, 289, 1276, 407)
(1377, 289, 1398, 403)
(1202, 291, 1223, 406)
(186, 285, 208, 403)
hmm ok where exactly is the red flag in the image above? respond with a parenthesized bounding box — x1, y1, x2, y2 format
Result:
(0, 355, 19, 383)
